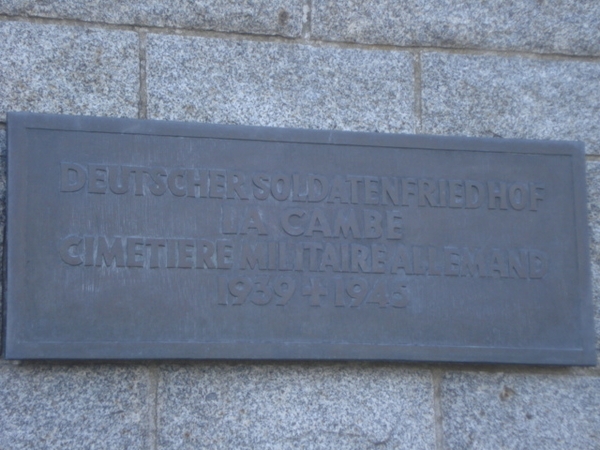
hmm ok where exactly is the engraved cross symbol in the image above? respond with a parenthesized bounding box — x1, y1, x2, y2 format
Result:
(302, 278, 328, 307)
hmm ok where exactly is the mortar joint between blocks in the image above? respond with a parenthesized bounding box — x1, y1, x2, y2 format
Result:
(433, 369, 445, 450)
(138, 31, 148, 120)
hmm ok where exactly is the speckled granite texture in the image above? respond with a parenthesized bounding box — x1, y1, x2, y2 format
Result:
(157, 364, 435, 449)
(0, 0, 303, 37)
(0, 362, 152, 449)
(146, 35, 415, 133)
(587, 161, 600, 351)
(441, 372, 600, 449)
(0, 22, 139, 121)
(421, 53, 600, 154)
(0, 1, 599, 448)
(312, 0, 600, 55)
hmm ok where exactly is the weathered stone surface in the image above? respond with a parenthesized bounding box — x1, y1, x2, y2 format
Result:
(147, 35, 415, 133)
(0, 362, 151, 449)
(421, 53, 600, 154)
(587, 161, 600, 353)
(312, 0, 600, 56)
(157, 363, 434, 449)
(0, 0, 303, 37)
(0, 130, 5, 350)
(441, 372, 600, 449)
(0, 22, 138, 121)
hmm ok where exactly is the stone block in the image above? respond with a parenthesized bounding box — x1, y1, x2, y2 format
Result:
(147, 35, 415, 133)
(157, 363, 435, 449)
(587, 161, 600, 352)
(421, 53, 600, 154)
(0, 22, 138, 121)
(312, 0, 600, 56)
(0, 130, 4, 350)
(0, 0, 303, 37)
(0, 362, 151, 449)
(441, 372, 600, 449)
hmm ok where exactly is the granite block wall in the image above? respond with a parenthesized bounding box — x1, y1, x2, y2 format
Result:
(1, 2, 599, 448)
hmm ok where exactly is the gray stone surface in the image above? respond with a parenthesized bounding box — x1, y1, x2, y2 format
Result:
(421, 53, 600, 154)
(0, 362, 151, 449)
(0, 0, 303, 37)
(0, 22, 138, 121)
(0, 130, 4, 351)
(312, 0, 600, 56)
(147, 35, 415, 133)
(441, 372, 600, 449)
(0, 6, 598, 450)
(587, 161, 600, 353)
(157, 363, 434, 449)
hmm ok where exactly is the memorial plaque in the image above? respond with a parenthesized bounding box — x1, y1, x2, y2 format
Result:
(4, 112, 595, 364)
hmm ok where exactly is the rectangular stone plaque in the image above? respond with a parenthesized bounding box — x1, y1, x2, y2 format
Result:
(4, 112, 596, 364)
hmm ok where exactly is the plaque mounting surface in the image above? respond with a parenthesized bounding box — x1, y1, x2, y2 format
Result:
(4, 112, 595, 364)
